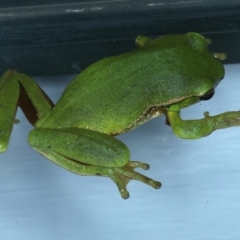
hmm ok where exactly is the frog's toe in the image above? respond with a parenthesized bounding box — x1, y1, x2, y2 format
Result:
(127, 161, 150, 170)
(118, 183, 130, 199)
(150, 179, 161, 189)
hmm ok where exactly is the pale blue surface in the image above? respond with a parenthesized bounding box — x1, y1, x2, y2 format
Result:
(1, 64, 240, 240)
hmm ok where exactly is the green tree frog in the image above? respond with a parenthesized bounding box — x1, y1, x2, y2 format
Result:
(0, 32, 238, 199)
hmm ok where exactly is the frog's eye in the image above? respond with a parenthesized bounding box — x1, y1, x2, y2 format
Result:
(200, 89, 214, 101)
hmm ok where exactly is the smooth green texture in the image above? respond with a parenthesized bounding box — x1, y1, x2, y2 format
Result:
(1, 32, 240, 199)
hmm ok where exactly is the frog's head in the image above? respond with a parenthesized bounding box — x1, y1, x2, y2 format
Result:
(135, 32, 226, 109)
(166, 32, 225, 106)
(184, 32, 226, 101)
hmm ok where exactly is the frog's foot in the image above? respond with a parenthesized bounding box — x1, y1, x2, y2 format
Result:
(108, 161, 161, 199)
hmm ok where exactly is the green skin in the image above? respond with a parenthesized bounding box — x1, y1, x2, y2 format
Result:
(0, 32, 238, 199)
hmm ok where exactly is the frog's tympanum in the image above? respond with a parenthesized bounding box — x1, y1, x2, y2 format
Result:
(1, 32, 237, 199)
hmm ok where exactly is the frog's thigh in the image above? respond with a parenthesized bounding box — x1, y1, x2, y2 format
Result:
(28, 127, 130, 169)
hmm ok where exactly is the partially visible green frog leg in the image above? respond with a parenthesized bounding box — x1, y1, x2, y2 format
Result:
(0, 70, 53, 153)
(167, 109, 240, 139)
(28, 127, 161, 199)
(0, 70, 19, 152)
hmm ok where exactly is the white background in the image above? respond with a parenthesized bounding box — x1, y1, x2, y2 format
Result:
(1, 64, 240, 240)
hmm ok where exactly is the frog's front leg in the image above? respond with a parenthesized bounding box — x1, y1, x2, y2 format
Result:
(167, 109, 240, 139)
(0, 70, 19, 152)
(28, 127, 161, 199)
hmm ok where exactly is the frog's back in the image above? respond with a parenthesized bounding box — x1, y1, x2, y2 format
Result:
(41, 33, 224, 134)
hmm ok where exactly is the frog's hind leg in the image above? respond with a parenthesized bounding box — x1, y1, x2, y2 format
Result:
(28, 127, 161, 199)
